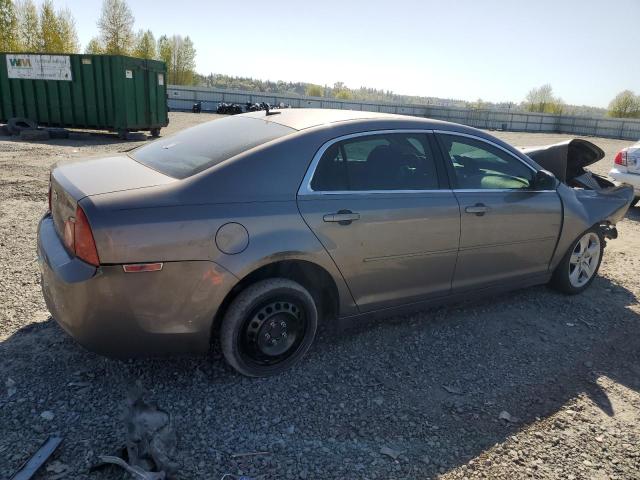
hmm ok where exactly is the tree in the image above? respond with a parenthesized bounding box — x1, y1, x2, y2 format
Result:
(157, 35, 172, 67)
(335, 90, 351, 100)
(98, 0, 134, 54)
(0, 0, 18, 51)
(37, 1, 78, 53)
(57, 8, 79, 53)
(133, 29, 156, 59)
(158, 35, 196, 85)
(524, 84, 564, 114)
(15, 0, 40, 52)
(85, 36, 103, 54)
(607, 90, 640, 118)
(305, 84, 323, 97)
(39, 0, 61, 52)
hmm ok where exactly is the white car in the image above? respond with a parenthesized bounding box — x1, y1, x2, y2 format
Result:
(610, 140, 640, 207)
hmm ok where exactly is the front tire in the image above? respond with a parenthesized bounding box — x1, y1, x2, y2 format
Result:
(220, 278, 318, 377)
(550, 228, 604, 294)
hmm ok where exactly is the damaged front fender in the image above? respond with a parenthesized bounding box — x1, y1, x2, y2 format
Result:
(550, 182, 634, 270)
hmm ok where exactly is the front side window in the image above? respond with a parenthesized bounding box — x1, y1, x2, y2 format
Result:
(310, 133, 439, 191)
(438, 134, 535, 190)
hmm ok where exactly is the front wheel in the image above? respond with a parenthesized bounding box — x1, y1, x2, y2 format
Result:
(219, 278, 318, 377)
(550, 228, 604, 294)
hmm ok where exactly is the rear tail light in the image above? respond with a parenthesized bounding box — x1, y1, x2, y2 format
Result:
(614, 149, 628, 166)
(62, 205, 100, 266)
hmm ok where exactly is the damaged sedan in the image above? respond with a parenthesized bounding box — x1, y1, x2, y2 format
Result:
(37, 109, 634, 376)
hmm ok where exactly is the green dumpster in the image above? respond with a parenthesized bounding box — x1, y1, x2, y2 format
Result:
(0, 53, 168, 138)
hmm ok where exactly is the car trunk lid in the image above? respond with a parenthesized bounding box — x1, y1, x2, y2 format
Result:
(50, 154, 175, 239)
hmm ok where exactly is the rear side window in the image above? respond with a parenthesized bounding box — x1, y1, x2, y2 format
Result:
(310, 133, 439, 191)
(132, 116, 294, 179)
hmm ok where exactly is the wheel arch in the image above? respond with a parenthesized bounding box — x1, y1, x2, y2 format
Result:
(212, 259, 341, 335)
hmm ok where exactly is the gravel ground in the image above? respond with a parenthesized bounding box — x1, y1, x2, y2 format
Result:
(1, 113, 639, 479)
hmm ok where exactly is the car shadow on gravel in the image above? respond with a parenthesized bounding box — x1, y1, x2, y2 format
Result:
(1, 276, 639, 479)
(625, 205, 640, 223)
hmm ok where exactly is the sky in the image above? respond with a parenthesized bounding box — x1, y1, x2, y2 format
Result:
(33, 0, 640, 108)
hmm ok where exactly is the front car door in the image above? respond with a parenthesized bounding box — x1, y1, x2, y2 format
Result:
(297, 130, 460, 312)
(435, 132, 562, 291)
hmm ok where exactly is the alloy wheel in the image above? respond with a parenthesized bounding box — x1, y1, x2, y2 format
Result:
(568, 232, 601, 288)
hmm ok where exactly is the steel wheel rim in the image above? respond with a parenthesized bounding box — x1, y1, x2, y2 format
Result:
(569, 232, 601, 288)
(240, 298, 307, 366)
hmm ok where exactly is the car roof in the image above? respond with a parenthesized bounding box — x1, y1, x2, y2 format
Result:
(241, 108, 445, 131)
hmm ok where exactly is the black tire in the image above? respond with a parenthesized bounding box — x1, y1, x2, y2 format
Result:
(8, 117, 37, 134)
(150, 128, 161, 138)
(631, 197, 639, 207)
(220, 278, 318, 377)
(549, 227, 604, 295)
(117, 129, 129, 140)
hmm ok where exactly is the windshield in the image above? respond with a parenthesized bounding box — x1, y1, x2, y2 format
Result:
(131, 116, 295, 179)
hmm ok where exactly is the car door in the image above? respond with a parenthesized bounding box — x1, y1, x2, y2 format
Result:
(297, 130, 460, 313)
(435, 131, 562, 291)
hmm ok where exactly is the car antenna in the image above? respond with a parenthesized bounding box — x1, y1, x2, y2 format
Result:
(265, 104, 281, 116)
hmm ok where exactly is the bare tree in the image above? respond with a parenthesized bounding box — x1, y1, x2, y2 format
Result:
(98, 0, 134, 54)
(607, 90, 640, 118)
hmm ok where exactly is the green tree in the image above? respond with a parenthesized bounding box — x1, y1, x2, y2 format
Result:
(0, 0, 19, 51)
(98, 0, 134, 54)
(524, 84, 564, 114)
(607, 90, 640, 118)
(85, 36, 103, 54)
(335, 90, 351, 100)
(133, 29, 156, 59)
(305, 84, 323, 97)
(158, 35, 196, 85)
(37, 1, 78, 53)
(15, 0, 40, 51)
(39, 0, 61, 52)
(57, 8, 79, 53)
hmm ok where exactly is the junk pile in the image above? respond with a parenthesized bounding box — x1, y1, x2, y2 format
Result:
(92, 386, 179, 479)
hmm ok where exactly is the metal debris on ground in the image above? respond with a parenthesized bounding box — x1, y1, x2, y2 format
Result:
(124, 386, 178, 476)
(10, 436, 63, 480)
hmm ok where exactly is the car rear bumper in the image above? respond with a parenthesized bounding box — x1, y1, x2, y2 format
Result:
(37, 214, 238, 357)
(609, 168, 640, 197)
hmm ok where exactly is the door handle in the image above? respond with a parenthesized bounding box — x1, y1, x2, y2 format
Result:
(323, 210, 360, 225)
(464, 203, 489, 216)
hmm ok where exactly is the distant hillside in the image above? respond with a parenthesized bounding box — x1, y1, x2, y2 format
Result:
(193, 73, 608, 117)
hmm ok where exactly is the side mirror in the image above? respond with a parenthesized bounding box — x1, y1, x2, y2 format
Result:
(533, 169, 557, 191)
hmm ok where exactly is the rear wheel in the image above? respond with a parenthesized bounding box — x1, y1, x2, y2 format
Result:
(150, 128, 161, 138)
(631, 197, 639, 207)
(550, 228, 604, 294)
(219, 278, 318, 377)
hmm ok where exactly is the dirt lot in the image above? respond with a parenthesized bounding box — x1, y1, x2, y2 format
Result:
(1, 113, 639, 479)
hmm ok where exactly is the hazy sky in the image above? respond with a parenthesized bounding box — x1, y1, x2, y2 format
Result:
(33, 0, 640, 107)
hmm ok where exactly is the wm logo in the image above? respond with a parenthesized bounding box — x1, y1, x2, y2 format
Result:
(9, 59, 32, 67)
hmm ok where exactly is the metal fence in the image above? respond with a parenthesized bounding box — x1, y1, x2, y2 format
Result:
(168, 85, 640, 141)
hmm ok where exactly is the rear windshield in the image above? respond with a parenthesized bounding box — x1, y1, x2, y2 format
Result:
(131, 116, 295, 179)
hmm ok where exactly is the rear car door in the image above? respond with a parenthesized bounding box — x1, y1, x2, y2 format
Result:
(297, 131, 460, 312)
(435, 132, 562, 291)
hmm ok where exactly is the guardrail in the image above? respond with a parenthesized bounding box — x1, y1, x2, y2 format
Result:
(167, 85, 640, 141)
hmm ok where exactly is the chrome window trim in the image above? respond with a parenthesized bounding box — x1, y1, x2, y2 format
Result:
(297, 128, 554, 196)
(433, 129, 559, 193)
(298, 129, 438, 196)
(433, 129, 538, 173)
